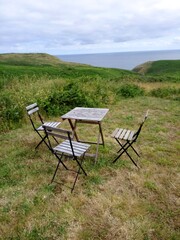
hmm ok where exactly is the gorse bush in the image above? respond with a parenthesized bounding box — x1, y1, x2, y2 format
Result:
(0, 93, 23, 130)
(150, 87, 180, 100)
(40, 82, 98, 116)
(116, 83, 145, 98)
(0, 78, 109, 131)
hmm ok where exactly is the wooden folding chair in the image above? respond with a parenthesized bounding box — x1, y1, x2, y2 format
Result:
(43, 125, 90, 192)
(111, 110, 149, 168)
(26, 103, 61, 150)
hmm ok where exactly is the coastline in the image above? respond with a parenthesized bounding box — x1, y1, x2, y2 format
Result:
(57, 49, 180, 70)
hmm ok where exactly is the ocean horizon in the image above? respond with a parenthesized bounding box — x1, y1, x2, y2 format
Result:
(57, 49, 180, 70)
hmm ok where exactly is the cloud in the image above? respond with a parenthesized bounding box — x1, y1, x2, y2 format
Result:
(0, 0, 180, 54)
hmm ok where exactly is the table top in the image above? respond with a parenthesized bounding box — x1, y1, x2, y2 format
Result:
(61, 107, 109, 122)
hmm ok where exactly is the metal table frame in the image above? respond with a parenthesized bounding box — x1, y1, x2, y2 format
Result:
(61, 107, 109, 162)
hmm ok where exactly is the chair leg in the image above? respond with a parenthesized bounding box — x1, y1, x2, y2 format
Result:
(74, 157, 87, 176)
(54, 153, 68, 170)
(113, 140, 139, 168)
(35, 135, 50, 150)
(71, 155, 86, 193)
(35, 136, 46, 149)
(51, 160, 60, 183)
(71, 165, 81, 193)
(130, 144, 140, 157)
(116, 139, 140, 157)
(51, 153, 68, 183)
(116, 139, 128, 153)
(52, 135, 59, 144)
(113, 149, 139, 168)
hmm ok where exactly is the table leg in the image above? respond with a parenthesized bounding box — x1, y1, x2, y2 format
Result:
(99, 122, 105, 146)
(95, 130, 101, 163)
(68, 119, 79, 141)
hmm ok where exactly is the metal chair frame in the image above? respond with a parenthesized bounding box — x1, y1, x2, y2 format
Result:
(112, 110, 149, 168)
(26, 103, 60, 150)
(43, 125, 90, 192)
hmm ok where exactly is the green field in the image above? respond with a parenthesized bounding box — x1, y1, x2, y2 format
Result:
(0, 53, 180, 239)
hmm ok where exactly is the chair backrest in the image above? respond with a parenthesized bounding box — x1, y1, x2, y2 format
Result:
(26, 103, 43, 130)
(43, 125, 75, 157)
(133, 110, 149, 141)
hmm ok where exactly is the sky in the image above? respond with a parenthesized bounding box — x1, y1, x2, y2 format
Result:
(1, 0, 180, 55)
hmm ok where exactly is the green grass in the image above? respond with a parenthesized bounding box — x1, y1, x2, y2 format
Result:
(0, 53, 180, 239)
(133, 60, 180, 82)
(147, 60, 180, 74)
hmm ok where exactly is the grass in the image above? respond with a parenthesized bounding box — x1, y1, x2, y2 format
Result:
(1, 97, 179, 240)
(0, 53, 180, 239)
(133, 60, 180, 82)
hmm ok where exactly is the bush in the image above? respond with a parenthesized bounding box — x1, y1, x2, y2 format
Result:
(41, 82, 97, 116)
(150, 87, 180, 100)
(0, 93, 23, 130)
(116, 83, 145, 98)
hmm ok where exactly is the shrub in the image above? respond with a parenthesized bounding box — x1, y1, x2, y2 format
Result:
(116, 83, 145, 98)
(41, 81, 97, 116)
(150, 87, 180, 100)
(0, 93, 23, 130)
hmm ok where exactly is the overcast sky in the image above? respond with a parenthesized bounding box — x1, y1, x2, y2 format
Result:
(1, 0, 180, 55)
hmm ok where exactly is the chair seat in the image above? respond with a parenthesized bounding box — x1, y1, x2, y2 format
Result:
(37, 122, 61, 131)
(53, 140, 90, 157)
(111, 128, 135, 141)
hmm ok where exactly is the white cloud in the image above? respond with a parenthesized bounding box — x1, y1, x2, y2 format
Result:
(0, 0, 180, 54)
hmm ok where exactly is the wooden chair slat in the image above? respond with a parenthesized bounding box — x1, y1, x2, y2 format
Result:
(115, 128, 123, 138)
(128, 131, 135, 140)
(124, 130, 131, 140)
(119, 129, 127, 139)
(26, 103, 37, 111)
(27, 107, 39, 115)
(111, 128, 119, 138)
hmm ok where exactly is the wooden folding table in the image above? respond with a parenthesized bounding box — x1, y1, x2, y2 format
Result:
(61, 107, 109, 162)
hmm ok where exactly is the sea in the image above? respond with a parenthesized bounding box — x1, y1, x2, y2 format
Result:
(57, 49, 180, 70)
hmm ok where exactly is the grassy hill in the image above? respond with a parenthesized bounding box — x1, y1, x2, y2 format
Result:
(0, 53, 63, 66)
(0, 53, 180, 239)
(133, 60, 180, 82)
(0, 53, 136, 84)
(133, 59, 180, 74)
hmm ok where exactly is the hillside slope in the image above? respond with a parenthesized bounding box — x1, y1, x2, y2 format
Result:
(0, 53, 136, 80)
(0, 53, 64, 66)
(133, 60, 180, 75)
